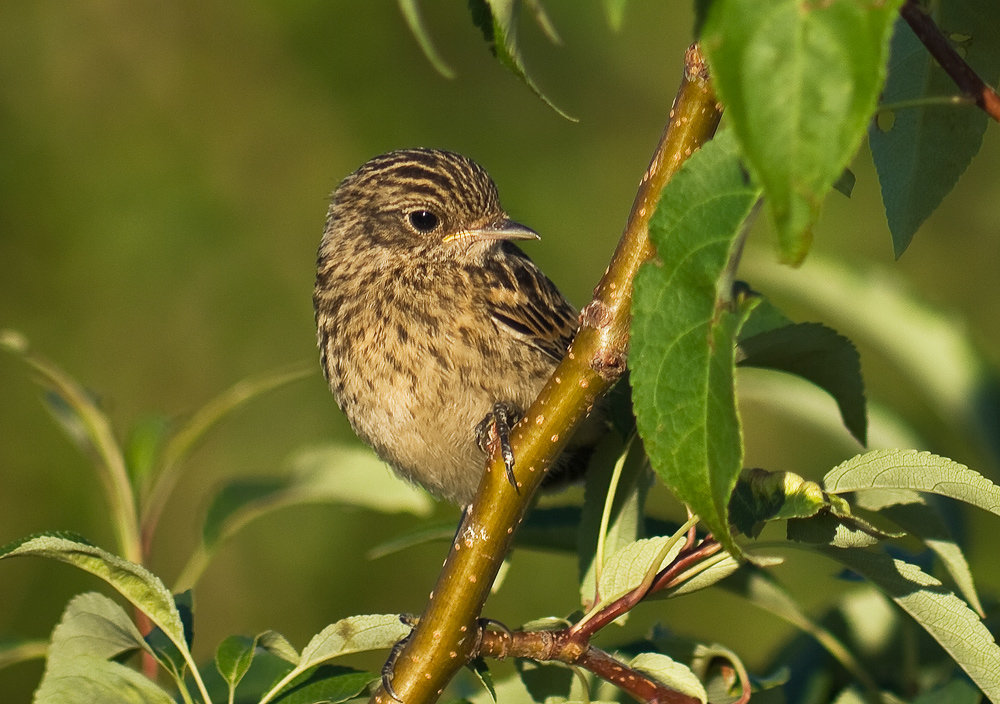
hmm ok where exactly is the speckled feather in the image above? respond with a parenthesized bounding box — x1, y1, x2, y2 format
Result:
(314, 149, 586, 505)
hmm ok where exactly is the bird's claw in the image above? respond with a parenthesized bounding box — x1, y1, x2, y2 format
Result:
(381, 614, 419, 701)
(476, 402, 519, 492)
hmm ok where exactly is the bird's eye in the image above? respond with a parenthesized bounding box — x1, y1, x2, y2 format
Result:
(407, 210, 440, 233)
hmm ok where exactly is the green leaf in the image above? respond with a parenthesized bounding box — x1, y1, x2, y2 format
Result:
(739, 322, 867, 445)
(598, 533, 687, 606)
(629, 652, 707, 704)
(818, 547, 1000, 702)
(34, 592, 174, 704)
(260, 615, 410, 704)
(603, 0, 628, 31)
(35, 658, 176, 704)
(702, 0, 903, 263)
(730, 468, 850, 539)
(578, 436, 649, 610)
(216, 635, 257, 689)
(204, 444, 433, 548)
(0, 533, 212, 703)
(855, 488, 985, 617)
(397, 0, 456, 78)
(124, 415, 169, 488)
(179, 443, 434, 590)
(1, 535, 184, 647)
(631, 130, 763, 559)
(272, 667, 376, 704)
(0, 638, 47, 670)
(467, 0, 575, 120)
(742, 255, 1000, 465)
(871, 3, 1000, 257)
(1, 332, 140, 562)
(823, 449, 1000, 518)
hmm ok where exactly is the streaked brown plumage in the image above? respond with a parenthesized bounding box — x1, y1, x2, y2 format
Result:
(314, 148, 589, 505)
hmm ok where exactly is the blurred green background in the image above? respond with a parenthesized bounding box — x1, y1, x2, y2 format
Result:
(2, 2, 998, 700)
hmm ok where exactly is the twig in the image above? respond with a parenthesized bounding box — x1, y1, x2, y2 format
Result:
(900, 0, 1000, 121)
(369, 44, 722, 704)
(478, 632, 701, 704)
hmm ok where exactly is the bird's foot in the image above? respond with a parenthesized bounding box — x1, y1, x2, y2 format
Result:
(381, 614, 419, 701)
(476, 402, 519, 492)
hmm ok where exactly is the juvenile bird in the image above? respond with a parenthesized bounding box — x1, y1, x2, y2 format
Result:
(314, 148, 592, 506)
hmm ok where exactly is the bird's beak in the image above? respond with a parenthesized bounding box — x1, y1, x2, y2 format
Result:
(442, 218, 540, 243)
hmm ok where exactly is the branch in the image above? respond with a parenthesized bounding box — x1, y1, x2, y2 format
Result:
(478, 631, 702, 704)
(900, 0, 1000, 122)
(370, 44, 723, 704)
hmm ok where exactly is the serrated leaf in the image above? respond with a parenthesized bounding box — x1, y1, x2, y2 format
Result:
(598, 534, 686, 606)
(739, 322, 867, 444)
(786, 512, 890, 548)
(34, 592, 172, 704)
(702, 0, 903, 263)
(300, 615, 410, 667)
(272, 667, 376, 704)
(0, 533, 211, 701)
(397, 0, 456, 78)
(0, 535, 184, 648)
(629, 652, 707, 704)
(743, 255, 1000, 466)
(631, 130, 763, 560)
(818, 547, 1000, 702)
(262, 615, 410, 703)
(656, 551, 743, 599)
(34, 656, 176, 704)
(823, 449, 1000, 518)
(467, 0, 575, 120)
(871, 2, 1000, 257)
(855, 488, 984, 616)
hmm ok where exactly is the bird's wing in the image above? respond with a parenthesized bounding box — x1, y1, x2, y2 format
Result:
(486, 243, 579, 361)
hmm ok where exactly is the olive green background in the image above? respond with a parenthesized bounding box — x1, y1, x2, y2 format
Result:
(2, 2, 998, 700)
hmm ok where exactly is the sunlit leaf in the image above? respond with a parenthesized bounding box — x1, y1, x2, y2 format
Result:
(631, 130, 763, 559)
(702, 0, 903, 263)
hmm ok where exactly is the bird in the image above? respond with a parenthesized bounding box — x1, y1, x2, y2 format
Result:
(313, 148, 595, 506)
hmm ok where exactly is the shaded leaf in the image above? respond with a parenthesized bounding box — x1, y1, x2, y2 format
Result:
(702, 0, 903, 263)
(467, 0, 575, 120)
(730, 468, 851, 538)
(818, 547, 1000, 702)
(578, 436, 649, 610)
(871, 3, 1000, 257)
(855, 488, 984, 616)
(261, 615, 410, 703)
(723, 570, 881, 696)
(739, 322, 867, 444)
(631, 130, 763, 560)
(397, 0, 456, 78)
(273, 666, 376, 704)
